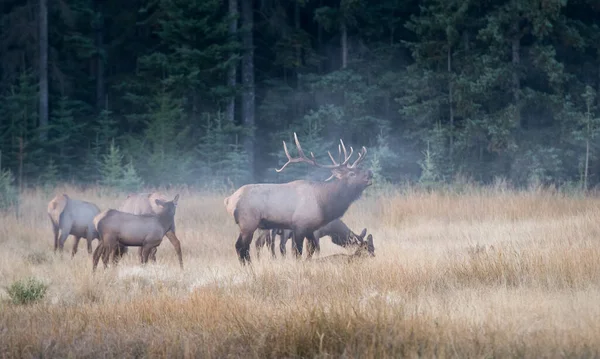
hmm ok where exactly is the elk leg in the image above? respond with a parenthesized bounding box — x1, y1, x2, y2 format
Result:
(71, 236, 81, 257)
(141, 245, 156, 264)
(86, 225, 96, 254)
(57, 230, 70, 253)
(235, 232, 253, 265)
(165, 230, 183, 269)
(266, 231, 276, 258)
(305, 233, 320, 259)
(279, 231, 289, 257)
(52, 223, 59, 252)
(92, 241, 103, 272)
(150, 247, 157, 262)
(254, 235, 263, 260)
(291, 231, 305, 259)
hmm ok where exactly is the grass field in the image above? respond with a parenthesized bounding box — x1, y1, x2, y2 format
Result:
(2, 185, 600, 358)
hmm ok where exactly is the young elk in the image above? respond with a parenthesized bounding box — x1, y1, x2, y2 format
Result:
(256, 219, 367, 258)
(313, 234, 375, 264)
(224, 132, 372, 265)
(117, 192, 183, 268)
(92, 194, 181, 271)
(47, 194, 100, 257)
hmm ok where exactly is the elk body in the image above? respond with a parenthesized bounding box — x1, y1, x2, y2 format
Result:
(117, 192, 183, 268)
(92, 194, 181, 271)
(313, 234, 375, 264)
(255, 219, 367, 258)
(47, 194, 100, 257)
(225, 133, 372, 265)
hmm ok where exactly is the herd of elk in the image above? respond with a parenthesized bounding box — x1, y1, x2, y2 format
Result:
(224, 132, 373, 265)
(255, 218, 368, 259)
(45, 132, 375, 270)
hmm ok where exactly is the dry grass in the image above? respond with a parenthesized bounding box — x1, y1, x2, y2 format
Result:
(2, 185, 600, 358)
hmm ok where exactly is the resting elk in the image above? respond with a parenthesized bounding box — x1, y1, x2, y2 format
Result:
(224, 132, 372, 265)
(314, 234, 375, 263)
(47, 194, 100, 257)
(117, 192, 183, 268)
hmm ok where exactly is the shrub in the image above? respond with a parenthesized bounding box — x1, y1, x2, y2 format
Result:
(6, 277, 48, 305)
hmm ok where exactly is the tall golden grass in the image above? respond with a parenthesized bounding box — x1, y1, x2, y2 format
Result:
(2, 185, 600, 358)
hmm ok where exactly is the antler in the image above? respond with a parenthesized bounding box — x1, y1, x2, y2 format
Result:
(275, 132, 367, 173)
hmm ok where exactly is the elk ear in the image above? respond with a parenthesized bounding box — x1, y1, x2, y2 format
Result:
(155, 199, 166, 207)
(173, 194, 179, 205)
(367, 234, 375, 254)
(359, 228, 367, 239)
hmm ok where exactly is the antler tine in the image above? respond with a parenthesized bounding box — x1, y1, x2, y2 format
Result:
(340, 146, 354, 165)
(275, 140, 297, 172)
(348, 146, 368, 168)
(327, 151, 339, 166)
(340, 139, 348, 161)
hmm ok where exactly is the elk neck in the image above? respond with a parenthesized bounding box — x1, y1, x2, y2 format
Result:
(156, 211, 176, 233)
(315, 179, 365, 224)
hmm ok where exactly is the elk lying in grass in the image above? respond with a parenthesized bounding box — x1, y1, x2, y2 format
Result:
(224, 132, 372, 264)
(92, 194, 181, 271)
(313, 234, 375, 264)
(47, 194, 100, 257)
(255, 219, 367, 258)
(117, 192, 183, 268)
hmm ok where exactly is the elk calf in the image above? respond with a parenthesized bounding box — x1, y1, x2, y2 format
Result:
(118, 192, 183, 267)
(313, 234, 375, 264)
(92, 194, 181, 271)
(47, 194, 100, 257)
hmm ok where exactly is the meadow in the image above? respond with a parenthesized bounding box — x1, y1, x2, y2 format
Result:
(2, 184, 600, 358)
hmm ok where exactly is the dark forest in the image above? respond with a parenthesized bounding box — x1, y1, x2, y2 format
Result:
(1, 0, 600, 193)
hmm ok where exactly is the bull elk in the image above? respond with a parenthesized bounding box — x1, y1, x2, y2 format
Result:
(224, 132, 372, 265)
(92, 194, 181, 271)
(255, 219, 367, 258)
(117, 192, 183, 268)
(47, 194, 100, 257)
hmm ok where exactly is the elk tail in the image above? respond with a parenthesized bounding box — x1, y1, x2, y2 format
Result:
(233, 208, 240, 225)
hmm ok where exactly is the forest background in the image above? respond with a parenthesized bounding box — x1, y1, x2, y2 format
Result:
(1, 0, 600, 199)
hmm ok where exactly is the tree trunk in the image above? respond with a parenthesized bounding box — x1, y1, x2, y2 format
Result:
(39, 0, 48, 140)
(94, 0, 105, 111)
(511, 21, 521, 126)
(226, 0, 238, 125)
(294, 0, 301, 83)
(241, 0, 255, 180)
(447, 46, 454, 157)
(340, 18, 347, 69)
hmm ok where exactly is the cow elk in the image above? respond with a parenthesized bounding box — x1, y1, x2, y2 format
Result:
(47, 194, 100, 257)
(118, 192, 183, 268)
(313, 234, 375, 264)
(224, 132, 372, 265)
(92, 194, 181, 271)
